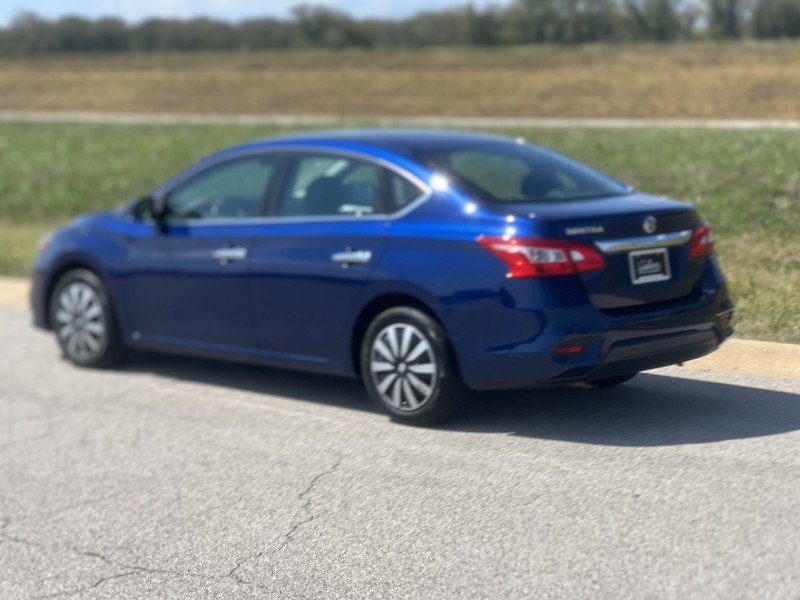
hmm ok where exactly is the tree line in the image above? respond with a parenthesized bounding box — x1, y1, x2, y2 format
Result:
(3, 0, 800, 53)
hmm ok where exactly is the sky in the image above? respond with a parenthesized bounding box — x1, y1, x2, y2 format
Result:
(0, 0, 508, 25)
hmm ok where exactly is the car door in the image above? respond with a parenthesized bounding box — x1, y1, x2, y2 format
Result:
(247, 151, 393, 366)
(122, 153, 280, 349)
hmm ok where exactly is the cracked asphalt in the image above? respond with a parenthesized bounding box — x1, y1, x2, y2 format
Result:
(2, 305, 800, 599)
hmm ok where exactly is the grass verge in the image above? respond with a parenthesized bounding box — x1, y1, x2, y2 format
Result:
(0, 223, 52, 277)
(1, 122, 798, 343)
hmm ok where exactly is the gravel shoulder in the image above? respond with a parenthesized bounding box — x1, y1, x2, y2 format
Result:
(4, 110, 800, 129)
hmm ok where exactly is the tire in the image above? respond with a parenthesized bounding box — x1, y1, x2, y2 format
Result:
(360, 307, 466, 426)
(591, 373, 638, 388)
(49, 268, 125, 368)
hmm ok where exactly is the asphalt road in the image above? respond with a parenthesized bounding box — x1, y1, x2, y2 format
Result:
(2, 306, 799, 599)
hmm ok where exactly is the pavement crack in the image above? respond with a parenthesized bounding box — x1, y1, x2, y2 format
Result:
(0, 516, 47, 550)
(71, 547, 114, 565)
(122, 564, 228, 583)
(18, 491, 126, 524)
(228, 456, 343, 585)
(7, 458, 344, 594)
(28, 570, 140, 600)
(25, 558, 231, 599)
(227, 553, 259, 583)
(4, 512, 243, 596)
(69, 548, 231, 585)
(277, 456, 342, 553)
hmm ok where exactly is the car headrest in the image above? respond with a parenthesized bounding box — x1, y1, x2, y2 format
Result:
(304, 177, 345, 215)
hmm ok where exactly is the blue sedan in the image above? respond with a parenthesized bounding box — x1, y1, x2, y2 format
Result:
(31, 130, 734, 425)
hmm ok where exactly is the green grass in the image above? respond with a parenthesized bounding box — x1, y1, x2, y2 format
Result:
(0, 223, 52, 277)
(1, 122, 798, 343)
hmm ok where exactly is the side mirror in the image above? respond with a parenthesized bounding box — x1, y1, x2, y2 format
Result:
(151, 195, 168, 221)
(130, 195, 167, 223)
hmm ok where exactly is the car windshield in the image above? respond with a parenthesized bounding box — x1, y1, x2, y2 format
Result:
(413, 142, 630, 203)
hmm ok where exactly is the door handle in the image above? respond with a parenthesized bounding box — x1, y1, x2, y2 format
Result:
(212, 246, 248, 265)
(331, 249, 372, 265)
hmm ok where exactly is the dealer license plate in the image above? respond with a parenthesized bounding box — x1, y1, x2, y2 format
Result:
(628, 248, 671, 284)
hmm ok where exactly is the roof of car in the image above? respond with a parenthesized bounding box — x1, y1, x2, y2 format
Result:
(245, 128, 524, 155)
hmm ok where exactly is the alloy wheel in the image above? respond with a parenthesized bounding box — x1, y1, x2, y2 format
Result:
(54, 282, 107, 363)
(369, 323, 438, 411)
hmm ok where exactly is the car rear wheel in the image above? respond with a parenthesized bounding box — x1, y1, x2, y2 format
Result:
(50, 269, 125, 368)
(591, 373, 638, 388)
(361, 307, 466, 426)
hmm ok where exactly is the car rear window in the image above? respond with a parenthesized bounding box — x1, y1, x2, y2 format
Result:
(415, 143, 630, 203)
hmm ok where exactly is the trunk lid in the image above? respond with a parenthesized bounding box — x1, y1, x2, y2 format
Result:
(505, 193, 704, 309)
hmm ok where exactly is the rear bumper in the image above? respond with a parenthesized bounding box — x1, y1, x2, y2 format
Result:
(569, 328, 722, 384)
(458, 284, 734, 391)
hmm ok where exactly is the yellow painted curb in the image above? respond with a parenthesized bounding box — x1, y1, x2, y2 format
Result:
(0, 277, 28, 310)
(1, 277, 797, 381)
(683, 338, 800, 380)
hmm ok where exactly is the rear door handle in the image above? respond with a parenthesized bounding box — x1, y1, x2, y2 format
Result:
(331, 249, 372, 265)
(212, 246, 248, 265)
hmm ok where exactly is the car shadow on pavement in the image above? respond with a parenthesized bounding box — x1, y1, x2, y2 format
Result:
(122, 351, 374, 414)
(456, 373, 800, 446)
(123, 352, 800, 447)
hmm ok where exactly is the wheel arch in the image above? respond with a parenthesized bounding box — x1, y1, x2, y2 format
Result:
(350, 292, 456, 378)
(43, 258, 113, 330)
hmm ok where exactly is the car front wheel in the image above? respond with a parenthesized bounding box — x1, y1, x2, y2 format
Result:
(360, 307, 466, 426)
(49, 268, 125, 368)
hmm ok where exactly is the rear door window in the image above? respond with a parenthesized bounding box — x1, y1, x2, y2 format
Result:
(277, 154, 382, 217)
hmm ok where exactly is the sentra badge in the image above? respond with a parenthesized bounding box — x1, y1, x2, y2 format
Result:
(565, 226, 605, 235)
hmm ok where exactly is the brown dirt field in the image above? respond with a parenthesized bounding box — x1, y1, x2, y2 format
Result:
(2, 43, 800, 119)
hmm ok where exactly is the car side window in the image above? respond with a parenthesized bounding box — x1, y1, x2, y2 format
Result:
(166, 155, 278, 220)
(277, 154, 381, 217)
(386, 171, 426, 212)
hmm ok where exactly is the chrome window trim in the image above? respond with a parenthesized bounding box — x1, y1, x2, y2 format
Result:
(150, 144, 432, 227)
(595, 229, 692, 254)
(276, 145, 432, 199)
(158, 191, 433, 227)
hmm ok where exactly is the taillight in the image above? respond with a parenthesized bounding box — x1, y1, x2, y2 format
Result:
(478, 236, 606, 278)
(689, 221, 714, 257)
